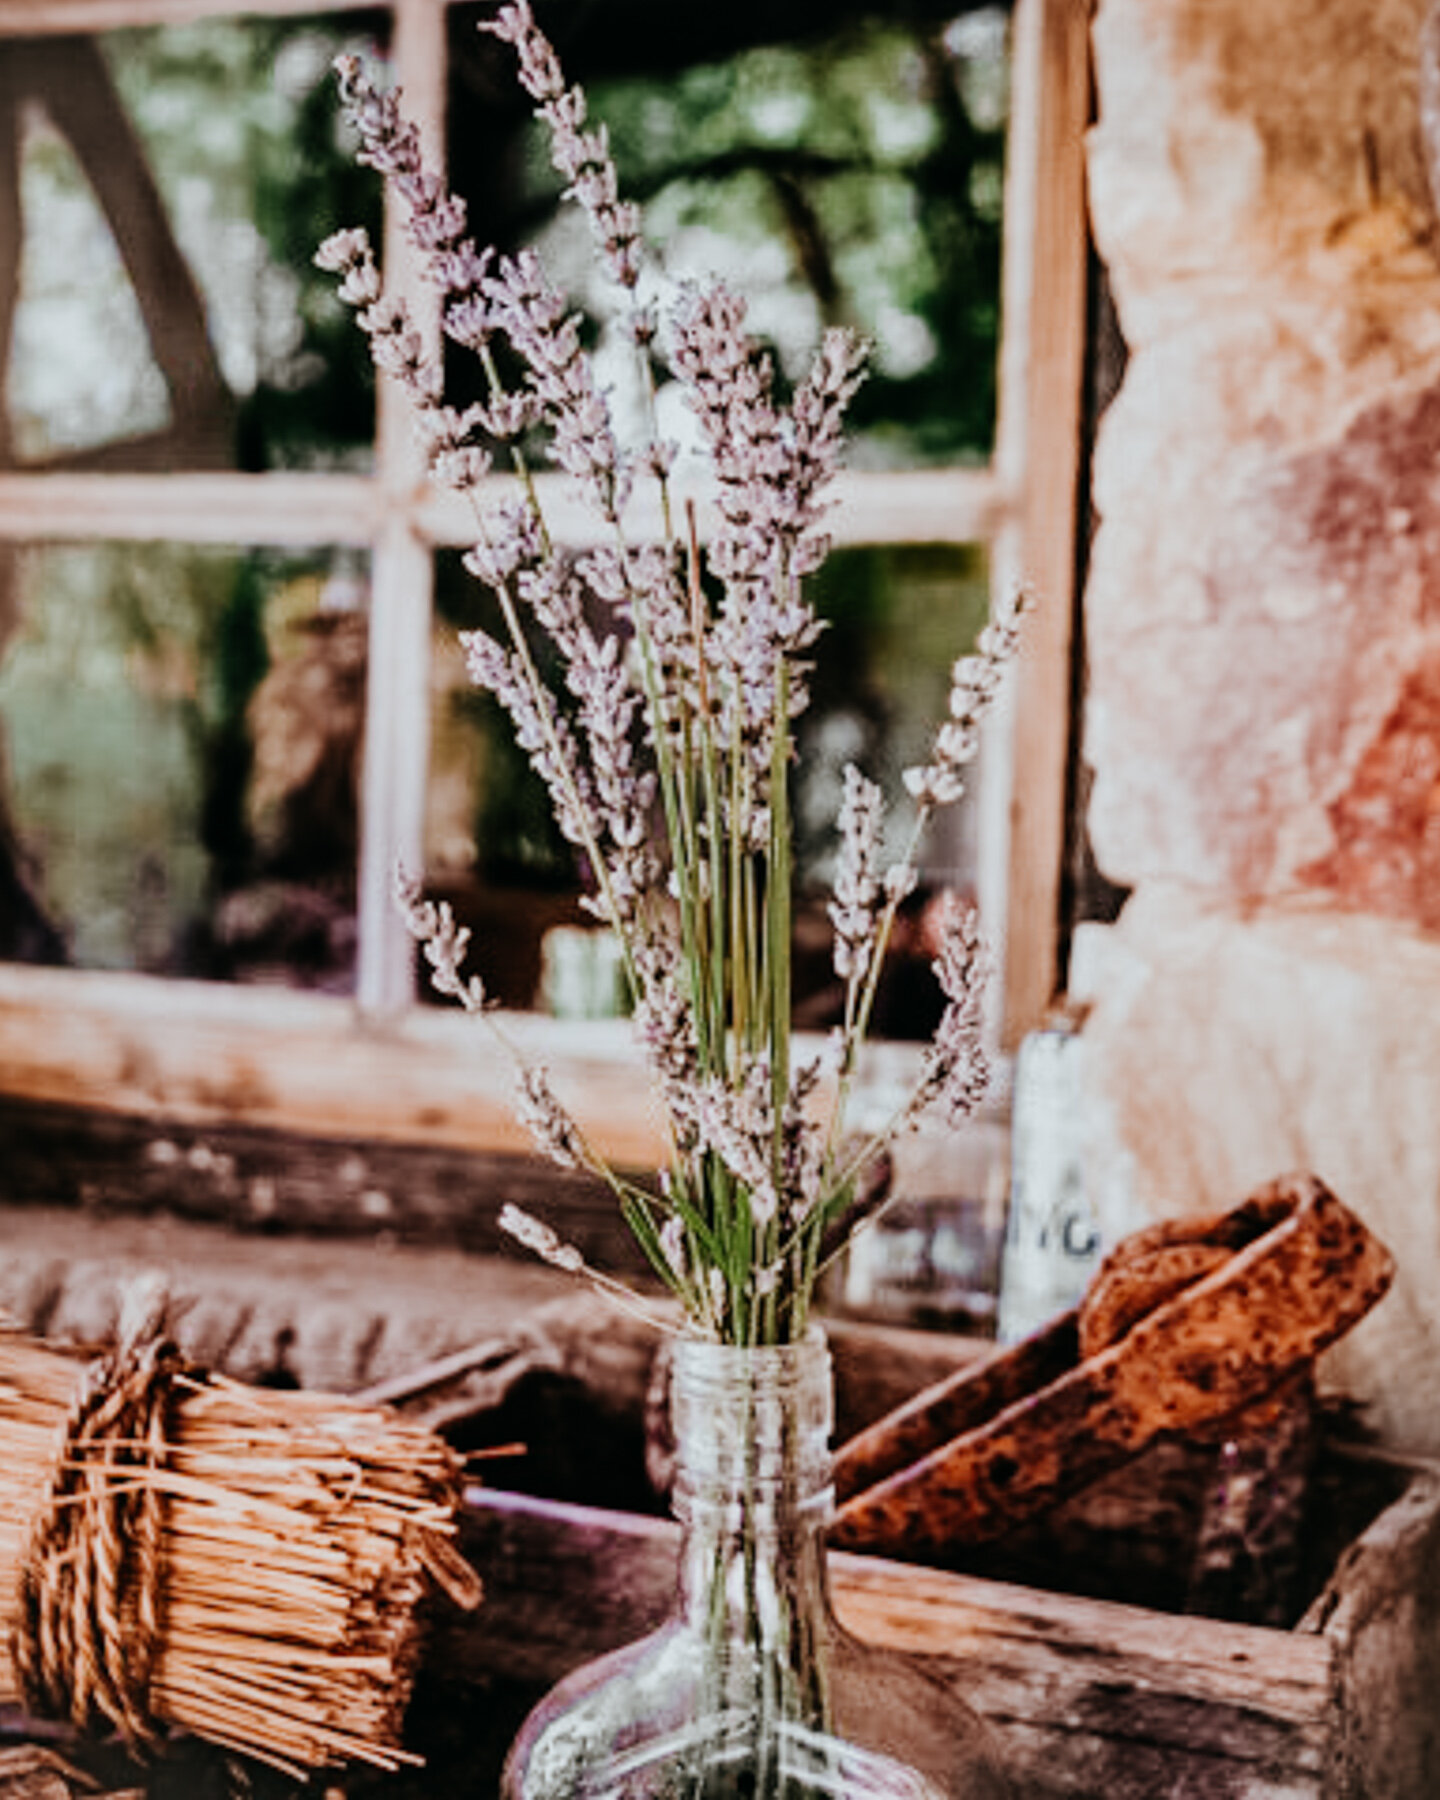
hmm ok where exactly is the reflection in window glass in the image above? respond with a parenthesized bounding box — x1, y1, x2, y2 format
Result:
(423, 543, 988, 1033)
(424, 553, 595, 1015)
(2, 11, 386, 473)
(450, 5, 1009, 468)
(8, 112, 171, 460)
(0, 543, 367, 988)
(793, 543, 990, 1039)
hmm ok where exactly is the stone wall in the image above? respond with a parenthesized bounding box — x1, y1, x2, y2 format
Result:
(1075, 0, 1440, 1451)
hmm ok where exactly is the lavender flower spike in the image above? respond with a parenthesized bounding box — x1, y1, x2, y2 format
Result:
(332, 55, 499, 359)
(829, 764, 885, 983)
(394, 869, 486, 1013)
(515, 1064, 590, 1172)
(482, 2, 644, 292)
(903, 588, 1026, 809)
(484, 249, 628, 520)
(333, 52, 421, 180)
(692, 1062, 781, 1228)
(499, 1203, 585, 1273)
(315, 228, 494, 493)
(909, 897, 991, 1127)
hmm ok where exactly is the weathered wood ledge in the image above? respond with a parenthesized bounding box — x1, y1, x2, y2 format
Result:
(448, 1468, 1440, 1800)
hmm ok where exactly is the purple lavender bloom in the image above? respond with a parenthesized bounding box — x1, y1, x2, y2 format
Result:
(482, 0, 565, 102)
(321, 20, 1018, 1344)
(334, 53, 422, 179)
(631, 953, 703, 1152)
(394, 870, 487, 1013)
(460, 627, 597, 853)
(829, 765, 884, 984)
(669, 283, 866, 775)
(911, 898, 991, 1127)
(485, 250, 628, 519)
(333, 56, 500, 360)
(904, 588, 1024, 810)
(692, 1058, 780, 1227)
(482, 2, 644, 292)
(781, 1054, 829, 1225)
(515, 1064, 588, 1170)
(462, 498, 545, 591)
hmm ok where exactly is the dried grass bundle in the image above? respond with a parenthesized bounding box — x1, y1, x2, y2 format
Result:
(0, 1321, 478, 1777)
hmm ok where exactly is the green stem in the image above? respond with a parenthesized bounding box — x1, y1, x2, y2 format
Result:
(687, 505, 729, 1062)
(763, 663, 794, 1346)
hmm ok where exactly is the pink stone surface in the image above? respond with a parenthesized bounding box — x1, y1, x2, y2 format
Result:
(1302, 647, 1440, 929)
(1077, 0, 1440, 1452)
(1069, 891, 1440, 1456)
(1085, 0, 1440, 924)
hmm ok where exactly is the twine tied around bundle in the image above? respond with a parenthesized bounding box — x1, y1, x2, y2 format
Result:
(11, 1274, 182, 1750)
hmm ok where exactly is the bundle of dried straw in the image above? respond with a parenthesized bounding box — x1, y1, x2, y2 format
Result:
(0, 1300, 478, 1778)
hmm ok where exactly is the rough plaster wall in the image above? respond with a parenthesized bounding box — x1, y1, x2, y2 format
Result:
(1079, 0, 1440, 1450)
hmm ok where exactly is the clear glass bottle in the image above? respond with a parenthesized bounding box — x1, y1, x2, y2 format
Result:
(500, 1331, 1010, 1799)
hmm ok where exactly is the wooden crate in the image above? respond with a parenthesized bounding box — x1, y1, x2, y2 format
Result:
(444, 1463, 1440, 1800)
(0, 1160, 1432, 1797)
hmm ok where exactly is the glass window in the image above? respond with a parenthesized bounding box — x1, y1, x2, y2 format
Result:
(8, 105, 171, 461)
(423, 7, 1010, 1033)
(0, 0, 1083, 1086)
(0, 540, 366, 987)
(1, 10, 387, 475)
(423, 543, 989, 1031)
(448, 4, 1009, 468)
(792, 543, 991, 1029)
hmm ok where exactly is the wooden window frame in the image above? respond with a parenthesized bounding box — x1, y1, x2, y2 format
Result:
(0, 0, 1089, 1163)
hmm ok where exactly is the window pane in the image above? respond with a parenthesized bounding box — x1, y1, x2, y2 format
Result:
(448, 4, 1009, 467)
(794, 543, 991, 1038)
(0, 541, 366, 988)
(1, 11, 387, 474)
(423, 542, 989, 1033)
(424, 551, 597, 1015)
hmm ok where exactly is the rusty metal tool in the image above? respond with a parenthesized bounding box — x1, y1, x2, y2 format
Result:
(830, 1173, 1395, 1562)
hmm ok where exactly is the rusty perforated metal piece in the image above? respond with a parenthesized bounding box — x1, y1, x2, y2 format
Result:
(830, 1173, 1395, 1561)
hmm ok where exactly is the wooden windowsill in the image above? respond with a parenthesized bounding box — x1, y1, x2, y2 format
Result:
(0, 961, 1006, 1168)
(0, 961, 662, 1164)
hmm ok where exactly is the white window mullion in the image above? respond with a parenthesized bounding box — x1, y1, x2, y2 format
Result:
(414, 465, 1006, 552)
(0, 0, 373, 33)
(0, 471, 379, 546)
(355, 0, 448, 1018)
(355, 512, 434, 1015)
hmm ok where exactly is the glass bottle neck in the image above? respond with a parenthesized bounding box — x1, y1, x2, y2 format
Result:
(669, 1333, 834, 1639)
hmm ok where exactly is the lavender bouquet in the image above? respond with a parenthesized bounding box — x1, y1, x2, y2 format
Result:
(318, 3, 1020, 1350)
